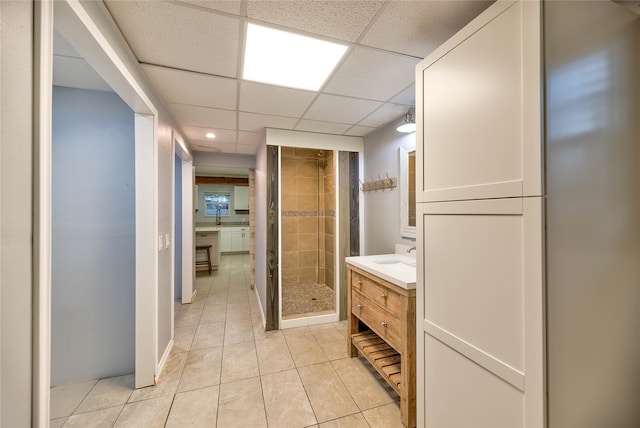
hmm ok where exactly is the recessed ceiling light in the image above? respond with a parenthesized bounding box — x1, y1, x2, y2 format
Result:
(206, 132, 216, 139)
(243, 23, 348, 91)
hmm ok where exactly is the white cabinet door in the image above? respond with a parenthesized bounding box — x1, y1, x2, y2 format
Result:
(230, 227, 249, 252)
(418, 197, 544, 427)
(219, 228, 231, 252)
(234, 186, 249, 210)
(416, 0, 542, 203)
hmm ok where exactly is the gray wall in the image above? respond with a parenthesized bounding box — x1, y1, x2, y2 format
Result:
(195, 184, 250, 224)
(51, 86, 135, 385)
(0, 1, 33, 424)
(363, 119, 416, 255)
(175, 155, 182, 301)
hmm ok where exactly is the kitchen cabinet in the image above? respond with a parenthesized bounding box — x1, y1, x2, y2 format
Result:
(220, 226, 249, 253)
(234, 186, 249, 211)
(347, 264, 416, 427)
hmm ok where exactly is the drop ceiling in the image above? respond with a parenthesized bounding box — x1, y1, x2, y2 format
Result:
(59, 0, 495, 155)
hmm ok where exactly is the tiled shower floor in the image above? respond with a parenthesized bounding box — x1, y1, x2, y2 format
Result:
(49, 254, 402, 427)
(282, 282, 335, 320)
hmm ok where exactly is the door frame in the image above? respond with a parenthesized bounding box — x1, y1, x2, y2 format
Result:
(173, 134, 195, 304)
(33, 0, 159, 424)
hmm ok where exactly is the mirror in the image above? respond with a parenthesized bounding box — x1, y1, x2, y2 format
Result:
(400, 147, 416, 239)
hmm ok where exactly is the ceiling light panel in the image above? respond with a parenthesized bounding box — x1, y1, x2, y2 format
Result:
(243, 23, 348, 91)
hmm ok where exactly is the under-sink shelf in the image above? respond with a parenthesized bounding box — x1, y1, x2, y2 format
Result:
(351, 330, 402, 395)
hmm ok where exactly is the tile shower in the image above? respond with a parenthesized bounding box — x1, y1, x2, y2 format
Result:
(281, 147, 336, 319)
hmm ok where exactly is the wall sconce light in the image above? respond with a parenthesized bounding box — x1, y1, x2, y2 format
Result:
(396, 108, 416, 133)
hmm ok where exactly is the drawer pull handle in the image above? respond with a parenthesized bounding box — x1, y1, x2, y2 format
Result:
(380, 293, 387, 300)
(356, 304, 363, 310)
(381, 321, 388, 328)
(356, 280, 362, 286)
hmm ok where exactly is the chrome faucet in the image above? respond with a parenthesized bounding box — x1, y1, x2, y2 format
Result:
(407, 246, 416, 253)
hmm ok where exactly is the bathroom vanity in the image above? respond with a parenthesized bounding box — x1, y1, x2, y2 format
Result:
(346, 253, 416, 427)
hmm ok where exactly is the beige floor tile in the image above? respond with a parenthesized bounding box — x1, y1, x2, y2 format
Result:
(177, 346, 223, 393)
(298, 362, 359, 423)
(217, 377, 267, 427)
(114, 396, 172, 428)
(224, 316, 255, 345)
(75, 375, 134, 414)
(220, 341, 259, 384)
(191, 321, 225, 350)
(189, 293, 208, 309)
(318, 413, 370, 428)
(63, 406, 122, 427)
(362, 403, 404, 428)
(174, 307, 203, 328)
(285, 332, 328, 367)
(165, 386, 219, 428)
(227, 291, 249, 304)
(200, 304, 227, 324)
(262, 369, 317, 428)
(172, 325, 196, 354)
(50, 379, 97, 419)
(256, 335, 295, 375)
(50, 417, 67, 428)
(128, 352, 186, 402)
(310, 325, 349, 361)
(332, 358, 396, 411)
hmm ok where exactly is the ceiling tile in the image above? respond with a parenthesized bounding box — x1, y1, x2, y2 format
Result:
(190, 142, 222, 153)
(360, 1, 494, 58)
(237, 143, 258, 155)
(104, 1, 239, 76)
(238, 112, 298, 133)
(345, 125, 377, 137)
(175, 0, 242, 15)
(304, 94, 382, 124)
(53, 56, 112, 92)
(358, 103, 410, 128)
(237, 131, 263, 146)
(183, 126, 237, 145)
(142, 64, 237, 110)
(389, 84, 416, 106)
(295, 120, 351, 135)
(53, 30, 81, 58)
(208, 142, 238, 153)
(324, 47, 420, 101)
(240, 81, 316, 118)
(246, 1, 384, 42)
(169, 103, 236, 129)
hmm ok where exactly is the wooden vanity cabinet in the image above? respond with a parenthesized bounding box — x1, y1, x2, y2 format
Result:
(347, 264, 416, 427)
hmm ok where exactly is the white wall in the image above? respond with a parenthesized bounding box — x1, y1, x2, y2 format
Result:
(0, 1, 34, 425)
(363, 119, 416, 255)
(254, 143, 268, 322)
(193, 151, 255, 170)
(174, 155, 182, 300)
(51, 86, 135, 386)
(157, 126, 173, 358)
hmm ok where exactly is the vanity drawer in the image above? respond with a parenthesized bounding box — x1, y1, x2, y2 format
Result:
(352, 291, 402, 351)
(351, 271, 402, 317)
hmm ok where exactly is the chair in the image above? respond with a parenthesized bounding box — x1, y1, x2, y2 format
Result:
(195, 245, 212, 274)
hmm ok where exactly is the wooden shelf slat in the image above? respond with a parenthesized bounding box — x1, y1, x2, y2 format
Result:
(352, 330, 401, 395)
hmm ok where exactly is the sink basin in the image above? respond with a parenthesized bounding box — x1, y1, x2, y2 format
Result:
(345, 253, 416, 289)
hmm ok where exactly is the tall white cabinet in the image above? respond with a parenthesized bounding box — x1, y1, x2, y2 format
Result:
(416, 1, 544, 426)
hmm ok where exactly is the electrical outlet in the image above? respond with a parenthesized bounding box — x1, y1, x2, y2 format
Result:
(158, 235, 163, 252)
(165, 233, 170, 249)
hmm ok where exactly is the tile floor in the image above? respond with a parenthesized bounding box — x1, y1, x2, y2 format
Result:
(50, 254, 402, 427)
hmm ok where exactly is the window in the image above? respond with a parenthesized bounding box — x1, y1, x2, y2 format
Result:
(204, 192, 230, 217)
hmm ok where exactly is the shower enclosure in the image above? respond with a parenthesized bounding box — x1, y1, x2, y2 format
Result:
(280, 147, 336, 320)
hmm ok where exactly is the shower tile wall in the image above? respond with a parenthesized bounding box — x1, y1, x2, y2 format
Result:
(281, 148, 335, 290)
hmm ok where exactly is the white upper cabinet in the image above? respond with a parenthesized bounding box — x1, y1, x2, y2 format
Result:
(416, 1, 542, 203)
(234, 186, 249, 211)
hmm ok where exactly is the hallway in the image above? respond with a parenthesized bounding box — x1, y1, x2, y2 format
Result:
(50, 254, 402, 427)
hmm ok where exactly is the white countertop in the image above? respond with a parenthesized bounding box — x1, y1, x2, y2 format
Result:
(345, 252, 416, 290)
(195, 226, 221, 232)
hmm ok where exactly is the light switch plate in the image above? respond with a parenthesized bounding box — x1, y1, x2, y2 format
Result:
(165, 233, 170, 249)
(158, 235, 163, 252)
